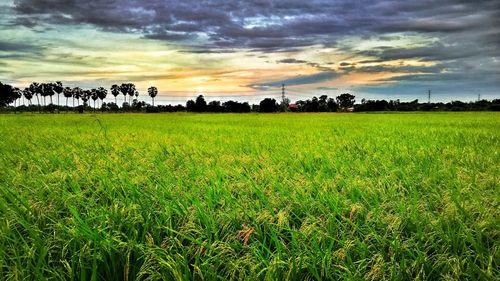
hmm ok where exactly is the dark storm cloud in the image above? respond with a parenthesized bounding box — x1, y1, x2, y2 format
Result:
(11, 0, 500, 52)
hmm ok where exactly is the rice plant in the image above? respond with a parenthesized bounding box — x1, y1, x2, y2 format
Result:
(0, 112, 498, 280)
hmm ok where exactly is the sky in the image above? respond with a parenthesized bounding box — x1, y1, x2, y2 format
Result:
(1, 0, 499, 104)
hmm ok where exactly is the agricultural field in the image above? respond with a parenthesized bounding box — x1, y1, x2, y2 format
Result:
(0, 112, 498, 280)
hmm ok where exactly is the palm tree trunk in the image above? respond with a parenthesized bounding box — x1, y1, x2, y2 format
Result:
(36, 95, 41, 112)
(66, 97, 69, 107)
(50, 95, 53, 105)
(73, 97, 75, 107)
(57, 94, 60, 106)
(115, 96, 117, 104)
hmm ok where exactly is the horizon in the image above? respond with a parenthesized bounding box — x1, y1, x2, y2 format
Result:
(1, 0, 499, 103)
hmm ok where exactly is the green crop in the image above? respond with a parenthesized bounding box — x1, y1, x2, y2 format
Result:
(0, 112, 498, 280)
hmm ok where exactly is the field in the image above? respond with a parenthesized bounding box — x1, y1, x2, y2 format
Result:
(0, 112, 498, 280)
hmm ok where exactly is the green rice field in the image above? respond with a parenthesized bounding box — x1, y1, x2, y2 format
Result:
(0, 112, 499, 280)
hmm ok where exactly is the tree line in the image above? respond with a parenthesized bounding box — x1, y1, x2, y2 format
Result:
(0, 81, 158, 112)
(1, 81, 499, 113)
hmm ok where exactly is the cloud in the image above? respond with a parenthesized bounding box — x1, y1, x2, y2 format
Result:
(0, 40, 45, 59)
(277, 58, 309, 64)
(339, 62, 354, 67)
(356, 42, 487, 62)
(248, 71, 338, 89)
(10, 0, 500, 52)
(316, 86, 339, 91)
(276, 58, 335, 72)
(354, 64, 445, 74)
(144, 31, 195, 41)
(0, 41, 42, 52)
(179, 48, 237, 54)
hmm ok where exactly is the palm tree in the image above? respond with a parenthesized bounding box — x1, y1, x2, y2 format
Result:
(128, 84, 137, 104)
(39, 83, 46, 105)
(110, 84, 120, 104)
(73, 87, 82, 106)
(148, 86, 158, 106)
(23, 88, 33, 106)
(21, 87, 25, 105)
(97, 87, 107, 108)
(29, 82, 41, 111)
(49, 83, 56, 105)
(12, 88, 21, 107)
(63, 87, 72, 107)
(119, 83, 136, 107)
(43, 82, 55, 105)
(91, 89, 98, 109)
(120, 83, 129, 104)
(41, 83, 53, 105)
(81, 90, 90, 107)
(53, 81, 63, 106)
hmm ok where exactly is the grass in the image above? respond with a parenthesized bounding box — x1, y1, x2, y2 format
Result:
(0, 112, 498, 280)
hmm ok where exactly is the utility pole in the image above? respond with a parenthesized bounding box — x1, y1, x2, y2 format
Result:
(428, 89, 431, 104)
(478, 94, 481, 102)
(281, 84, 286, 104)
